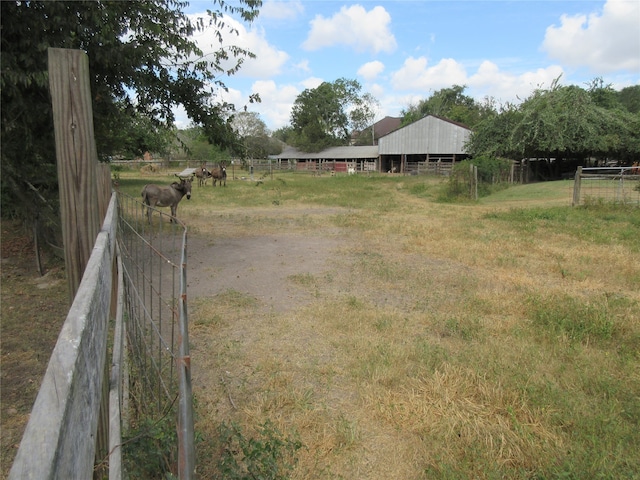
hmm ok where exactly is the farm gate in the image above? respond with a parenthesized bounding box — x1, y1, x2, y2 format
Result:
(573, 166, 640, 206)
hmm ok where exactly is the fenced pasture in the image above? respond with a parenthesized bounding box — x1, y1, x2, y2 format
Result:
(6, 164, 638, 479)
(114, 169, 640, 479)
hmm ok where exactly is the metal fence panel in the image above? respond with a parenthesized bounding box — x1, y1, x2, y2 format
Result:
(116, 191, 195, 479)
(573, 167, 640, 206)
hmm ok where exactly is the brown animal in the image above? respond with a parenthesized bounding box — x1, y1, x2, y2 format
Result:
(194, 164, 210, 187)
(209, 165, 227, 187)
(141, 176, 193, 223)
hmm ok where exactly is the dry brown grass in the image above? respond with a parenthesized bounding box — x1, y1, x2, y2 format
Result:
(175, 172, 640, 479)
(6, 171, 634, 478)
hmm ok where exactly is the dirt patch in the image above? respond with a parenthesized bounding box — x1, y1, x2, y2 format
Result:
(188, 233, 343, 312)
(1, 221, 68, 478)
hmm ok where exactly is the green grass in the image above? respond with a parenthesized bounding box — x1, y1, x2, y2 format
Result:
(118, 168, 640, 479)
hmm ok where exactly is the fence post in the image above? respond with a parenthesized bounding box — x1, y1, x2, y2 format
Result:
(573, 166, 583, 206)
(48, 48, 102, 302)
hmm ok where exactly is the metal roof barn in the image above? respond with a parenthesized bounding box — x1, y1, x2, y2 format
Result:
(270, 145, 379, 160)
(378, 115, 471, 155)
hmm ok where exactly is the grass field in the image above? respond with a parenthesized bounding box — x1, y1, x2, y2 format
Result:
(112, 168, 640, 479)
(8, 167, 637, 479)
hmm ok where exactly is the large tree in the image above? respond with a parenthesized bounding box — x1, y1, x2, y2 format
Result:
(467, 79, 640, 177)
(232, 111, 282, 159)
(401, 85, 493, 128)
(288, 78, 374, 152)
(1, 0, 261, 227)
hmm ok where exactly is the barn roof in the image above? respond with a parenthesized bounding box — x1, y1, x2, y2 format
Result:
(270, 145, 379, 160)
(373, 116, 402, 139)
(378, 115, 471, 155)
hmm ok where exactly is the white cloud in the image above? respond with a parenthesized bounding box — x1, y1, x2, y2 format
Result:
(468, 61, 565, 103)
(300, 77, 323, 90)
(248, 80, 300, 130)
(302, 5, 396, 54)
(294, 59, 311, 74)
(389, 56, 567, 107)
(187, 13, 289, 78)
(368, 83, 385, 99)
(390, 57, 467, 91)
(260, 0, 304, 21)
(358, 61, 385, 81)
(542, 0, 640, 73)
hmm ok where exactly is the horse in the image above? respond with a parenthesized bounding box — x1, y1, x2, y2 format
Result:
(209, 165, 227, 187)
(141, 176, 193, 223)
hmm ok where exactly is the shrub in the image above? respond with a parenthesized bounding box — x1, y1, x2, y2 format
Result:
(444, 156, 512, 200)
(214, 420, 303, 479)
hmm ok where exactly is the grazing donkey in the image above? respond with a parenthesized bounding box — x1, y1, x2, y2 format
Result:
(209, 165, 227, 187)
(194, 164, 210, 187)
(141, 176, 192, 223)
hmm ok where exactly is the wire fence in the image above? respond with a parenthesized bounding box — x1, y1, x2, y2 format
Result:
(573, 166, 640, 206)
(116, 191, 195, 478)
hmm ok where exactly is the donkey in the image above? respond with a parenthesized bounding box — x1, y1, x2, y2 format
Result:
(210, 165, 227, 187)
(141, 176, 193, 223)
(194, 164, 210, 187)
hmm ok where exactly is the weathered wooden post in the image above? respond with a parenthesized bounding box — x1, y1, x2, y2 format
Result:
(573, 166, 583, 206)
(47, 47, 111, 476)
(48, 47, 102, 302)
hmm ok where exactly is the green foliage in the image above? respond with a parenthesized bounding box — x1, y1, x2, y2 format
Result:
(443, 157, 512, 200)
(231, 111, 283, 159)
(468, 78, 640, 165)
(618, 85, 640, 114)
(289, 78, 375, 152)
(1, 0, 260, 230)
(123, 414, 178, 479)
(214, 420, 303, 479)
(175, 127, 231, 162)
(401, 85, 493, 128)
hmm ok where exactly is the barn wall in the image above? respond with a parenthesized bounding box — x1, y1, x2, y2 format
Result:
(379, 116, 471, 156)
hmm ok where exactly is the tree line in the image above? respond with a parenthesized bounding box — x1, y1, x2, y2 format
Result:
(1, 0, 261, 242)
(2, 0, 638, 246)
(279, 80, 639, 170)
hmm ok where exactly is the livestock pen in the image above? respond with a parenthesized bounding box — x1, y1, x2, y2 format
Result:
(9, 191, 196, 479)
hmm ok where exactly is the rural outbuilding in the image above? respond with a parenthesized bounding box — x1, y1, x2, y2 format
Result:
(378, 115, 471, 174)
(270, 145, 379, 173)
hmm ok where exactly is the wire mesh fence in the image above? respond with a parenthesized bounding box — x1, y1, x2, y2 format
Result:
(573, 167, 640, 206)
(116, 191, 195, 478)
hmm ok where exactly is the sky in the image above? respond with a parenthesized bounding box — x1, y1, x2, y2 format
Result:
(178, 0, 640, 131)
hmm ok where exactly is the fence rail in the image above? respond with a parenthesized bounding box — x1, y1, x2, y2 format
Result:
(573, 166, 640, 206)
(9, 195, 118, 479)
(10, 192, 195, 479)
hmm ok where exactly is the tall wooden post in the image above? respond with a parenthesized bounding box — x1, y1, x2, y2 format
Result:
(573, 166, 583, 206)
(48, 48, 101, 302)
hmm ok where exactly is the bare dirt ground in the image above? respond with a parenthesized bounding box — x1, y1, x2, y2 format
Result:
(0, 215, 351, 477)
(188, 232, 345, 313)
(1, 221, 68, 478)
